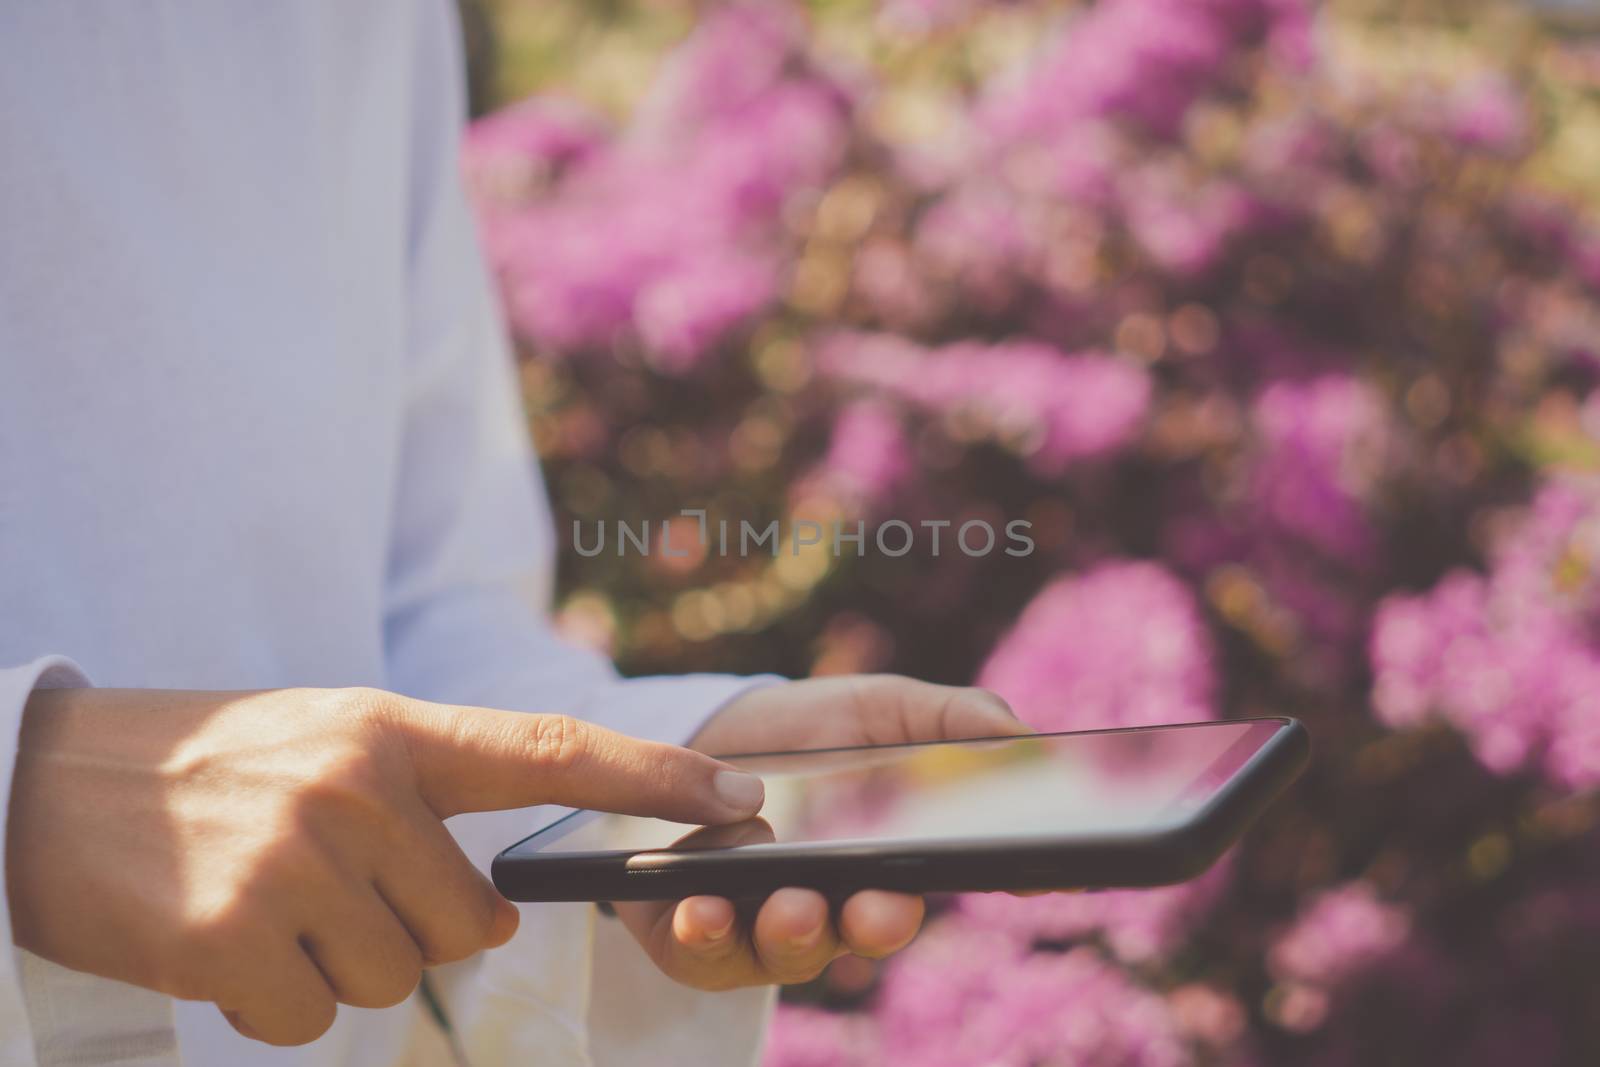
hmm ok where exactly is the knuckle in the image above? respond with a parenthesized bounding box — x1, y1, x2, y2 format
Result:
(325, 686, 396, 726)
(250, 826, 338, 892)
(968, 685, 1010, 709)
(348, 959, 422, 1010)
(420, 893, 498, 966)
(528, 715, 589, 773)
(856, 673, 903, 700)
(462, 892, 498, 943)
(420, 935, 476, 968)
(292, 749, 396, 831)
(371, 974, 423, 1010)
(855, 673, 915, 717)
(421, 920, 487, 967)
(385, 948, 427, 1005)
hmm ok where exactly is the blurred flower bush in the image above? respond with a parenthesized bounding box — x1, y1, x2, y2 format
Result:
(466, 0, 1600, 1062)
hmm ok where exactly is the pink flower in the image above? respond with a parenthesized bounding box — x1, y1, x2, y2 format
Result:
(977, 561, 1216, 733)
(1269, 881, 1411, 987)
(851, 237, 935, 328)
(815, 399, 913, 506)
(1370, 477, 1600, 789)
(634, 253, 775, 372)
(1445, 75, 1530, 156)
(1250, 375, 1392, 565)
(461, 97, 607, 209)
(763, 1006, 880, 1067)
(914, 185, 1035, 308)
(959, 857, 1232, 964)
(818, 334, 1151, 470)
(1121, 168, 1256, 275)
(470, 1, 848, 367)
(978, 0, 1305, 145)
(639, 1, 804, 131)
(878, 919, 1191, 1067)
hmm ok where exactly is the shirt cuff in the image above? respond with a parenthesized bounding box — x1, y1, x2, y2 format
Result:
(1, 659, 181, 1067)
(0, 657, 88, 1063)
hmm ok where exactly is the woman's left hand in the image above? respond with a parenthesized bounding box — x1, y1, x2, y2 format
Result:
(614, 675, 1028, 990)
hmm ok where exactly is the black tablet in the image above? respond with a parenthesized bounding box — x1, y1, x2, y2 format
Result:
(491, 717, 1309, 902)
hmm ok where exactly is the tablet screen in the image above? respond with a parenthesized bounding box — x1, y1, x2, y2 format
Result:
(506, 719, 1284, 859)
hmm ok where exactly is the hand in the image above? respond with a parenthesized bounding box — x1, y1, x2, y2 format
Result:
(614, 675, 1027, 990)
(5, 687, 765, 1045)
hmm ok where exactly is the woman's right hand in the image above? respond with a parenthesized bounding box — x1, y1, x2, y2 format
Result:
(5, 686, 764, 1045)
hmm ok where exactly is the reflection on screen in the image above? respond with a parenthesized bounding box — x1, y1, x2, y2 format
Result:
(520, 720, 1279, 857)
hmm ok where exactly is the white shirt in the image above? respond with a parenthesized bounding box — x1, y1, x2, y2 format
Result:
(0, 3, 771, 1064)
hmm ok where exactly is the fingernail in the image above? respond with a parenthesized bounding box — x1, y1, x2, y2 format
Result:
(713, 769, 764, 813)
(705, 917, 734, 943)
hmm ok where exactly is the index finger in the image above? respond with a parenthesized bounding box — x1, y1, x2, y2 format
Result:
(401, 703, 766, 823)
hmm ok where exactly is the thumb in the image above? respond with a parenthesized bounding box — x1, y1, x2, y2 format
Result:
(856, 676, 1033, 742)
(398, 702, 765, 823)
(941, 686, 1035, 740)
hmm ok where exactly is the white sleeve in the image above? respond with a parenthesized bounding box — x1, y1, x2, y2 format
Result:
(383, 7, 774, 1064)
(1, 658, 180, 1067)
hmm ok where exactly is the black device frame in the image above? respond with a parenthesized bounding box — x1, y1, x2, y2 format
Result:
(491, 717, 1310, 902)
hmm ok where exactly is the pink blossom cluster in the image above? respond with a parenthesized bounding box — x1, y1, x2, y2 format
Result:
(465, 3, 850, 369)
(467, 0, 1600, 1060)
(1268, 881, 1412, 988)
(764, 925, 1195, 1067)
(874, 920, 1190, 1067)
(897, 0, 1315, 294)
(978, 0, 1312, 144)
(1370, 477, 1600, 789)
(1120, 166, 1262, 276)
(816, 333, 1152, 473)
(958, 856, 1232, 963)
(813, 399, 914, 507)
(978, 560, 1217, 732)
(762, 1005, 880, 1067)
(1162, 370, 1395, 678)
(1444, 75, 1532, 156)
(461, 97, 607, 208)
(1257, 882, 1415, 1036)
(1249, 374, 1392, 567)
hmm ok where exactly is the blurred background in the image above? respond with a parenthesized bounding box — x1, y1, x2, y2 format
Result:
(457, 0, 1600, 1063)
